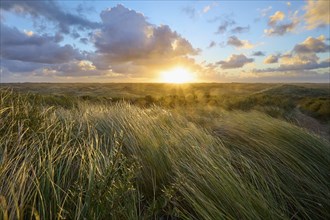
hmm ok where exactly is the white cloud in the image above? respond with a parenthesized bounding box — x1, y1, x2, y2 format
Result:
(227, 36, 254, 49)
(203, 5, 211, 13)
(23, 30, 34, 36)
(293, 35, 330, 54)
(268, 11, 285, 26)
(202, 2, 218, 13)
(264, 55, 279, 64)
(255, 35, 330, 74)
(91, 5, 200, 75)
(304, 0, 330, 29)
(264, 10, 299, 36)
(217, 54, 254, 69)
(46, 60, 102, 77)
(259, 6, 272, 17)
(264, 22, 297, 36)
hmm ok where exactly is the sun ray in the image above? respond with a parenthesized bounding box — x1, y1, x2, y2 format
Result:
(159, 67, 196, 83)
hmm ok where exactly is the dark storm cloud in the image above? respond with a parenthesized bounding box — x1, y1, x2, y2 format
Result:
(217, 54, 254, 69)
(0, 23, 81, 64)
(0, 0, 100, 33)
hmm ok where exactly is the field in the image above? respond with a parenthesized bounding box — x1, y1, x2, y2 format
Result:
(0, 83, 329, 219)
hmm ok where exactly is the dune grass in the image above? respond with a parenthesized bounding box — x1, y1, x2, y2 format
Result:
(0, 89, 329, 219)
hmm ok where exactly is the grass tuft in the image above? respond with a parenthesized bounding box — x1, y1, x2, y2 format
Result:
(1, 89, 329, 219)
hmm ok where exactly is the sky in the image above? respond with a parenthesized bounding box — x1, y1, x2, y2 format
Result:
(0, 0, 329, 83)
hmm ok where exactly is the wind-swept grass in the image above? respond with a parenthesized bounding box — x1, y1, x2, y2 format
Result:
(0, 89, 329, 219)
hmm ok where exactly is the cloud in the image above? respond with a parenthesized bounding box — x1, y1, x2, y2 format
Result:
(0, 23, 81, 64)
(203, 6, 211, 13)
(80, 38, 89, 44)
(264, 22, 298, 36)
(0, 59, 46, 73)
(0, 0, 99, 34)
(182, 6, 196, 19)
(264, 55, 279, 64)
(1, 59, 113, 78)
(255, 57, 329, 73)
(183, 3, 218, 19)
(0, 23, 94, 79)
(252, 51, 265, 56)
(254, 35, 330, 74)
(243, 68, 329, 83)
(23, 30, 34, 37)
(280, 53, 319, 66)
(231, 26, 250, 34)
(268, 11, 285, 26)
(259, 6, 272, 17)
(304, 0, 330, 29)
(207, 41, 216, 49)
(1, 61, 120, 82)
(54, 32, 64, 43)
(215, 19, 236, 34)
(91, 5, 200, 75)
(264, 10, 299, 36)
(203, 2, 218, 13)
(71, 31, 80, 39)
(293, 35, 330, 54)
(44, 60, 105, 77)
(227, 36, 254, 49)
(76, 3, 96, 15)
(217, 54, 254, 69)
(207, 13, 234, 23)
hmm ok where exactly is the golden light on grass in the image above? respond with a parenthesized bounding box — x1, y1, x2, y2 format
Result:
(159, 67, 196, 83)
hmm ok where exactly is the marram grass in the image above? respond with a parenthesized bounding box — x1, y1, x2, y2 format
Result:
(0, 90, 329, 219)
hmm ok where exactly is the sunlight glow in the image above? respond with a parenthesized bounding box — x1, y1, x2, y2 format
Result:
(159, 67, 196, 83)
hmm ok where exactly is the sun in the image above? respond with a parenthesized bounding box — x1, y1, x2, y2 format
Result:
(159, 67, 196, 83)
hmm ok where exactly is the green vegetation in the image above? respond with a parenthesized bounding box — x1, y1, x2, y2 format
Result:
(0, 84, 329, 219)
(3, 83, 329, 122)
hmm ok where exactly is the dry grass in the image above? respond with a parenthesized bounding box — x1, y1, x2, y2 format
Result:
(0, 89, 329, 219)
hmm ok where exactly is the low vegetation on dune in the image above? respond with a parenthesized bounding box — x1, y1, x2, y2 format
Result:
(0, 87, 329, 219)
